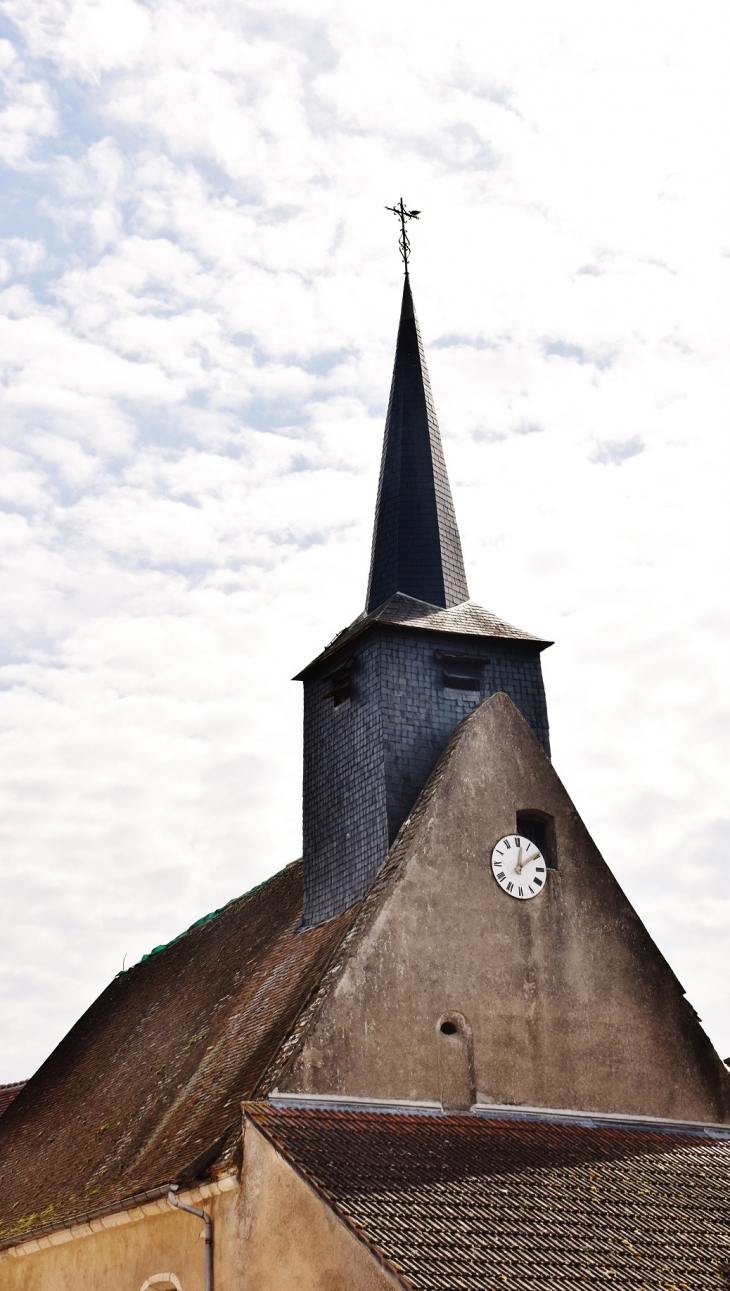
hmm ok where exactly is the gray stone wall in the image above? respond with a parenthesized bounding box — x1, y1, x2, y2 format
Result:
(301, 626, 549, 927)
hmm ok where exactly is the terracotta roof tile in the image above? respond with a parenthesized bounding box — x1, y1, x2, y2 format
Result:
(0, 1084, 24, 1119)
(248, 1105, 730, 1291)
(0, 863, 356, 1245)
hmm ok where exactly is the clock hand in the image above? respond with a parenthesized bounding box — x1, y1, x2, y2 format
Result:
(517, 847, 542, 876)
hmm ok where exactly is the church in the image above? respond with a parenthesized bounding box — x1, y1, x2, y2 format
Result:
(1, 229, 729, 1289)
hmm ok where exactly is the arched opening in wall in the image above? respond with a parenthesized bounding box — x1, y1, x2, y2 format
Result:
(516, 810, 557, 869)
(139, 1275, 183, 1291)
(437, 1013, 475, 1111)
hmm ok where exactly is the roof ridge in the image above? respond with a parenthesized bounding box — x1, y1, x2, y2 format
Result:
(263, 1094, 730, 1136)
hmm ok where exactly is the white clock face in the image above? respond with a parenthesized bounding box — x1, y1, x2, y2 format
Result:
(491, 835, 547, 900)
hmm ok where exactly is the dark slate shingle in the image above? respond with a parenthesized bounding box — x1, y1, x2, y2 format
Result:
(296, 592, 551, 683)
(367, 276, 469, 613)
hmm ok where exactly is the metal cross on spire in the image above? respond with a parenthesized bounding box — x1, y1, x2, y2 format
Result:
(385, 198, 420, 275)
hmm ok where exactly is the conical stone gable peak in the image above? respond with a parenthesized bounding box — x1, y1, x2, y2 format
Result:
(366, 276, 469, 612)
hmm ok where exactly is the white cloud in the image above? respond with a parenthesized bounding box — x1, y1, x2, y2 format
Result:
(0, 0, 729, 1078)
(0, 38, 56, 166)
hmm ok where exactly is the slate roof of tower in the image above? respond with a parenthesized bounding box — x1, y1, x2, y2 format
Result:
(366, 275, 469, 612)
(0, 862, 357, 1246)
(295, 592, 551, 678)
(247, 1103, 730, 1291)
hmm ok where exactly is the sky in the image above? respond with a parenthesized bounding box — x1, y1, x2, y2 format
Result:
(1, 0, 729, 1082)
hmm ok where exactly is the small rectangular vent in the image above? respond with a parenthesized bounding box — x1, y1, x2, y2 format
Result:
(435, 651, 489, 691)
(322, 656, 356, 706)
(443, 672, 481, 691)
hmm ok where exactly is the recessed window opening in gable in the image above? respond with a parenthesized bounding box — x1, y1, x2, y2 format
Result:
(516, 811, 557, 869)
(435, 651, 489, 691)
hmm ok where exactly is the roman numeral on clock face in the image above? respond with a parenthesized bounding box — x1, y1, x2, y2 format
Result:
(491, 835, 547, 901)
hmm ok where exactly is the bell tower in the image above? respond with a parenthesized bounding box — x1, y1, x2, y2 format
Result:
(297, 251, 551, 928)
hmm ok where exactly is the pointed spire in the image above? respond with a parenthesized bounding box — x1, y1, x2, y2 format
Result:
(366, 276, 469, 613)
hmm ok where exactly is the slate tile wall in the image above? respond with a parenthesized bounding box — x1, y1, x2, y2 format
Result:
(301, 628, 550, 927)
(380, 634, 549, 845)
(302, 635, 389, 929)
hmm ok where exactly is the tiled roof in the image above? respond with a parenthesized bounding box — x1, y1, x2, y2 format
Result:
(0, 863, 357, 1245)
(248, 1104, 730, 1291)
(0, 1084, 24, 1119)
(296, 594, 550, 679)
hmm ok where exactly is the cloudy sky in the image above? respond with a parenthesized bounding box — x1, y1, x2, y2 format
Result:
(1, 0, 729, 1081)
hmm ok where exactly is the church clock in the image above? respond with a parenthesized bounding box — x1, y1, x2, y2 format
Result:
(491, 835, 547, 900)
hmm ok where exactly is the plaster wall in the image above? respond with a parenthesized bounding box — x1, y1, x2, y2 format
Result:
(0, 1185, 237, 1291)
(284, 693, 730, 1123)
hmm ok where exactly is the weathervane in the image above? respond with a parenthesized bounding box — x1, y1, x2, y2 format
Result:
(385, 198, 421, 275)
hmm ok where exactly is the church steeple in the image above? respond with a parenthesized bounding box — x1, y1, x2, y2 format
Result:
(366, 275, 469, 612)
(297, 235, 551, 928)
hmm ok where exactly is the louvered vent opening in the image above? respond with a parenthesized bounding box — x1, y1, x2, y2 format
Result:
(435, 650, 489, 691)
(322, 656, 356, 707)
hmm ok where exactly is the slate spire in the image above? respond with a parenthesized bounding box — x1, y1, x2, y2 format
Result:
(366, 275, 469, 613)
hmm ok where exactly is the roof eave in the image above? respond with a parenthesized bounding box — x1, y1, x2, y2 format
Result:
(294, 619, 552, 681)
